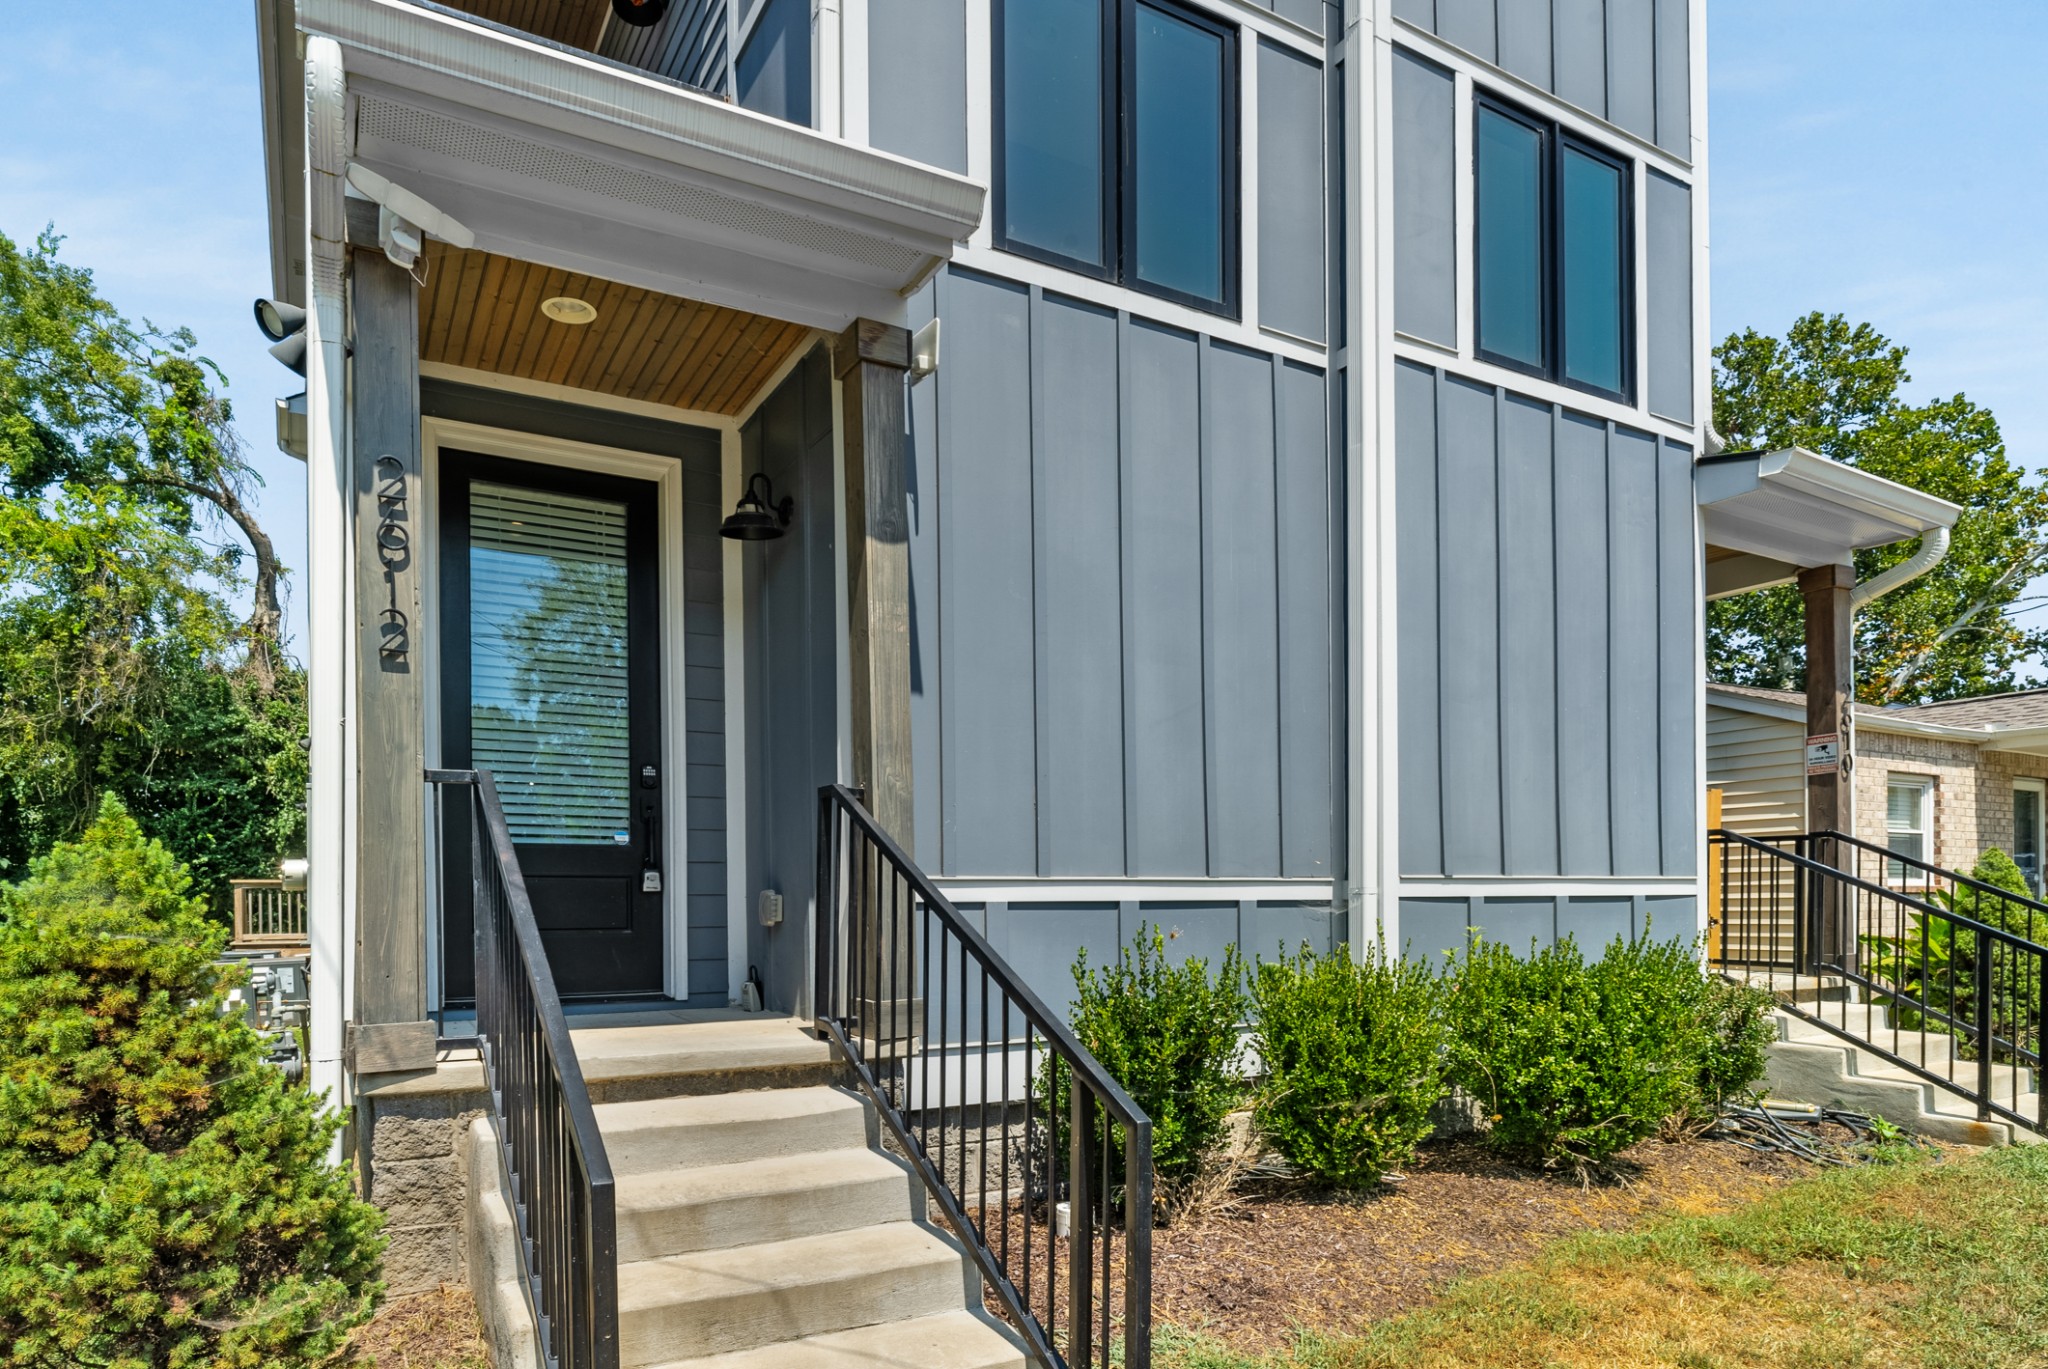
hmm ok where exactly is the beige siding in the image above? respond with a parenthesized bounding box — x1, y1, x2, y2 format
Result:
(1707, 705, 1805, 837)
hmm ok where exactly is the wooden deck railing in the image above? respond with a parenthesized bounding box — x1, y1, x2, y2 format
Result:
(231, 880, 309, 947)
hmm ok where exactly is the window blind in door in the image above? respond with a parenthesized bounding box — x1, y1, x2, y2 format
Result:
(469, 481, 633, 845)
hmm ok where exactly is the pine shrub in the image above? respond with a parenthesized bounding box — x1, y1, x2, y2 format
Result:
(1250, 943, 1448, 1189)
(0, 796, 383, 1368)
(1049, 926, 1249, 1194)
(1445, 931, 1711, 1169)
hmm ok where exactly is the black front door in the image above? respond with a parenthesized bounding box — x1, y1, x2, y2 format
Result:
(440, 450, 665, 1001)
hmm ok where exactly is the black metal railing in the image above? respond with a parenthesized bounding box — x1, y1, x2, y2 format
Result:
(430, 769, 618, 1369)
(1821, 828, 2048, 949)
(1710, 828, 2045, 1133)
(814, 785, 1153, 1368)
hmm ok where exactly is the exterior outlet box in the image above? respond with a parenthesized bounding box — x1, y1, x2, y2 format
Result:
(758, 889, 784, 926)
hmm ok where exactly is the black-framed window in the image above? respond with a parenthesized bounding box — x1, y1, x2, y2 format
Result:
(994, 0, 1240, 315)
(1475, 96, 1632, 400)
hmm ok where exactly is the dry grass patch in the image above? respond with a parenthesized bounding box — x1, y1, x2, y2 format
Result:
(1156, 1140, 2048, 1369)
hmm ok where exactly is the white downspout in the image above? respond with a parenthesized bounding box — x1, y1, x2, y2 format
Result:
(1852, 525, 1952, 610)
(304, 35, 353, 1127)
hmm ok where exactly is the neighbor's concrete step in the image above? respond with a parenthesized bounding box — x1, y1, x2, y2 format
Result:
(595, 1086, 872, 1176)
(614, 1147, 921, 1261)
(617, 1221, 977, 1367)
(1763, 1010, 2042, 1148)
(640, 1310, 1027, 1369)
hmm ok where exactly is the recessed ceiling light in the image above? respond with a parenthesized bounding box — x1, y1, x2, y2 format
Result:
(541, 296, 598, 325)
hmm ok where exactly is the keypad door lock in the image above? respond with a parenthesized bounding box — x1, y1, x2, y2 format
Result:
(640, 764, 659, 789)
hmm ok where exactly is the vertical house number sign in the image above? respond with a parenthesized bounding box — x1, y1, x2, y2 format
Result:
(373, 454, 412, 665)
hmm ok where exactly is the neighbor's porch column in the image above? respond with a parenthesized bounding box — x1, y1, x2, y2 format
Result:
(346, 201, 435, 1076)
(1800, 561, 1856, 970)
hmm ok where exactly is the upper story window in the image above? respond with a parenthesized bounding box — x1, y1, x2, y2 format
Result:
(1475, 96, 1631, 400)
(994, 0, 1240, 315)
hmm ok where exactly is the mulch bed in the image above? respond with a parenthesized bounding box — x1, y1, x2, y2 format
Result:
(970, 1132, 1825, 1355)
(347, 1284, 491, 1369)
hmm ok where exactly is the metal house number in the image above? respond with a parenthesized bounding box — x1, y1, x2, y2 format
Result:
(373, 455, 412, 665)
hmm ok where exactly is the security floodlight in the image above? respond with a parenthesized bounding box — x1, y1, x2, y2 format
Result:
(254, 298, 305, 342)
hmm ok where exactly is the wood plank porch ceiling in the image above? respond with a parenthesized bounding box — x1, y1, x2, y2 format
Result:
(419, 243, 814, 417)
(437, 0, 608, 48)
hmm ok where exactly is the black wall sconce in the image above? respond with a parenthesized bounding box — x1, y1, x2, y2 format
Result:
(720, 472, 794, 541)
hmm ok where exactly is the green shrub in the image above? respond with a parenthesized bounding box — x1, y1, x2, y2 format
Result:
(1684, 975, 1777, 1127)
(0, 796, 383, 1368)
(1445, 931, 1712, 1169)
(1049, 926, 1249, 1194)
(1250, 943, 1448, 1189)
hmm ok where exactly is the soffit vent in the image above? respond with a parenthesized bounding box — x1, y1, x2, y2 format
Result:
(355, 96, 928, 278)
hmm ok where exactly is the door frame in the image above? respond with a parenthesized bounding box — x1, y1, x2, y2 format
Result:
(420, 415, 693, 1007)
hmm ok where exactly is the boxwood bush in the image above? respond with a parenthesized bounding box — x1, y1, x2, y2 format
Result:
(1445, 931, 1716, 1169)
(1049, 926, 1248, 1195)
(0, 796, 383, 1368)
(1250, 943, 1448, 1189)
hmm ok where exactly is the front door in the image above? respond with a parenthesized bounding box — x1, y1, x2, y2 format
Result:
(440, 450, 665, 1000)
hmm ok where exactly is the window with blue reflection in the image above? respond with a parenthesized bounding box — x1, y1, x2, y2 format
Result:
(1561, 146, 1626, 394)
(737, 0, 811, 128)
(1475, 106, 1545, 371)
(1000, 0, 1108, 268)
(1131, 3, 1226, 304)
(993, 0, 1238, 314)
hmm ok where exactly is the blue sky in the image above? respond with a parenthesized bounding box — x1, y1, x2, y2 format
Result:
(1, 2, 2043, 652)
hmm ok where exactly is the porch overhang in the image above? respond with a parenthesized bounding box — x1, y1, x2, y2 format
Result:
(1698, 448, 1961, 599)
(257, 0, 986, 329)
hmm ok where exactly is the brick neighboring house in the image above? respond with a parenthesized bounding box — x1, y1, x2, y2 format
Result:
(1708, 682, 2048, 893)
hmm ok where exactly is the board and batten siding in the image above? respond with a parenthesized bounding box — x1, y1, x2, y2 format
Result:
(1393, 0, 1692, 157)
(1394, 360, 1697, 881)
(868, 0, 968, 173)
(419, 380, 732, 1003)
(600, 0, 729, 96)
(1399, 894, 1699, 959)
(1705, 702, 1807, 837)
(908, 267, 1337, 882)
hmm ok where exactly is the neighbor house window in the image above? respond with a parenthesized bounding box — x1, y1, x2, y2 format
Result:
(1885, 775, 1934, 880)
(1475, 96, 1632, 399)
(994, 0, 1240, 314)
(2015, 778, 2045, 895)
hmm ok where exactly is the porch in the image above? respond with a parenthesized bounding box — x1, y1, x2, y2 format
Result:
(258, 0, 983, 1097)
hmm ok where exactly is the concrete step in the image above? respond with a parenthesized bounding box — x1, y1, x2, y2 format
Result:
(595, 1086, 872, 1176)
(640, 1310, 1027, 1369)
(614, 1148, 921, 1261)
(570, 1017, 843, 1104)
(1779, 1014, 1960, 1070)
(1762, 1008, 2046, 1148)
(617, 1221, 977, 1367)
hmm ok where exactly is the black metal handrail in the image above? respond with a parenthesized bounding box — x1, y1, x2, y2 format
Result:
(1811, 827, 2048, 948)
(1710, 828, 2045, 1134)
(814, 784, 1153, 1368)
(430, 769, 618, 1369)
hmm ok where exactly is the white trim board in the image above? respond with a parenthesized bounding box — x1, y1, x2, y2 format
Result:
(933, 880, 1338, 904)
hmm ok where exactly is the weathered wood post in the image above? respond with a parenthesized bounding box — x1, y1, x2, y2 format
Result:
(835, 320, 917, 1050)
(348, 206, 434, 1075)
(1800, 561, 1856, 975)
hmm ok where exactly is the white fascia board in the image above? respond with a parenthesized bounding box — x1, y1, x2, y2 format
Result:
(1707, 685, 2005, 745)
(1698, 447, 1962, 569)
(296, 0, 985, 247)
(1705, 688, 1805, 725)
(1974, 727, 2048, 755)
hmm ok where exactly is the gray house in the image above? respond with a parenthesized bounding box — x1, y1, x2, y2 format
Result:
(238, 0, 1931, 1363)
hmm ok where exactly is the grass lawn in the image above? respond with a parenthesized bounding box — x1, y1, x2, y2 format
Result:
(1154, 1141, 2048, 1369)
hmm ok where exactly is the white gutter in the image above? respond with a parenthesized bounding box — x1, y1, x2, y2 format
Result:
(303, 34, 353, 1129)
(1852, 524, 1951, 610)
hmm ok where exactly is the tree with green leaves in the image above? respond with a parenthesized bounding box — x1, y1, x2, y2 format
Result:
(0, 797, 382, 1367)
(0, 228, 306, 899)
(1709, 312, 2048, 703)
